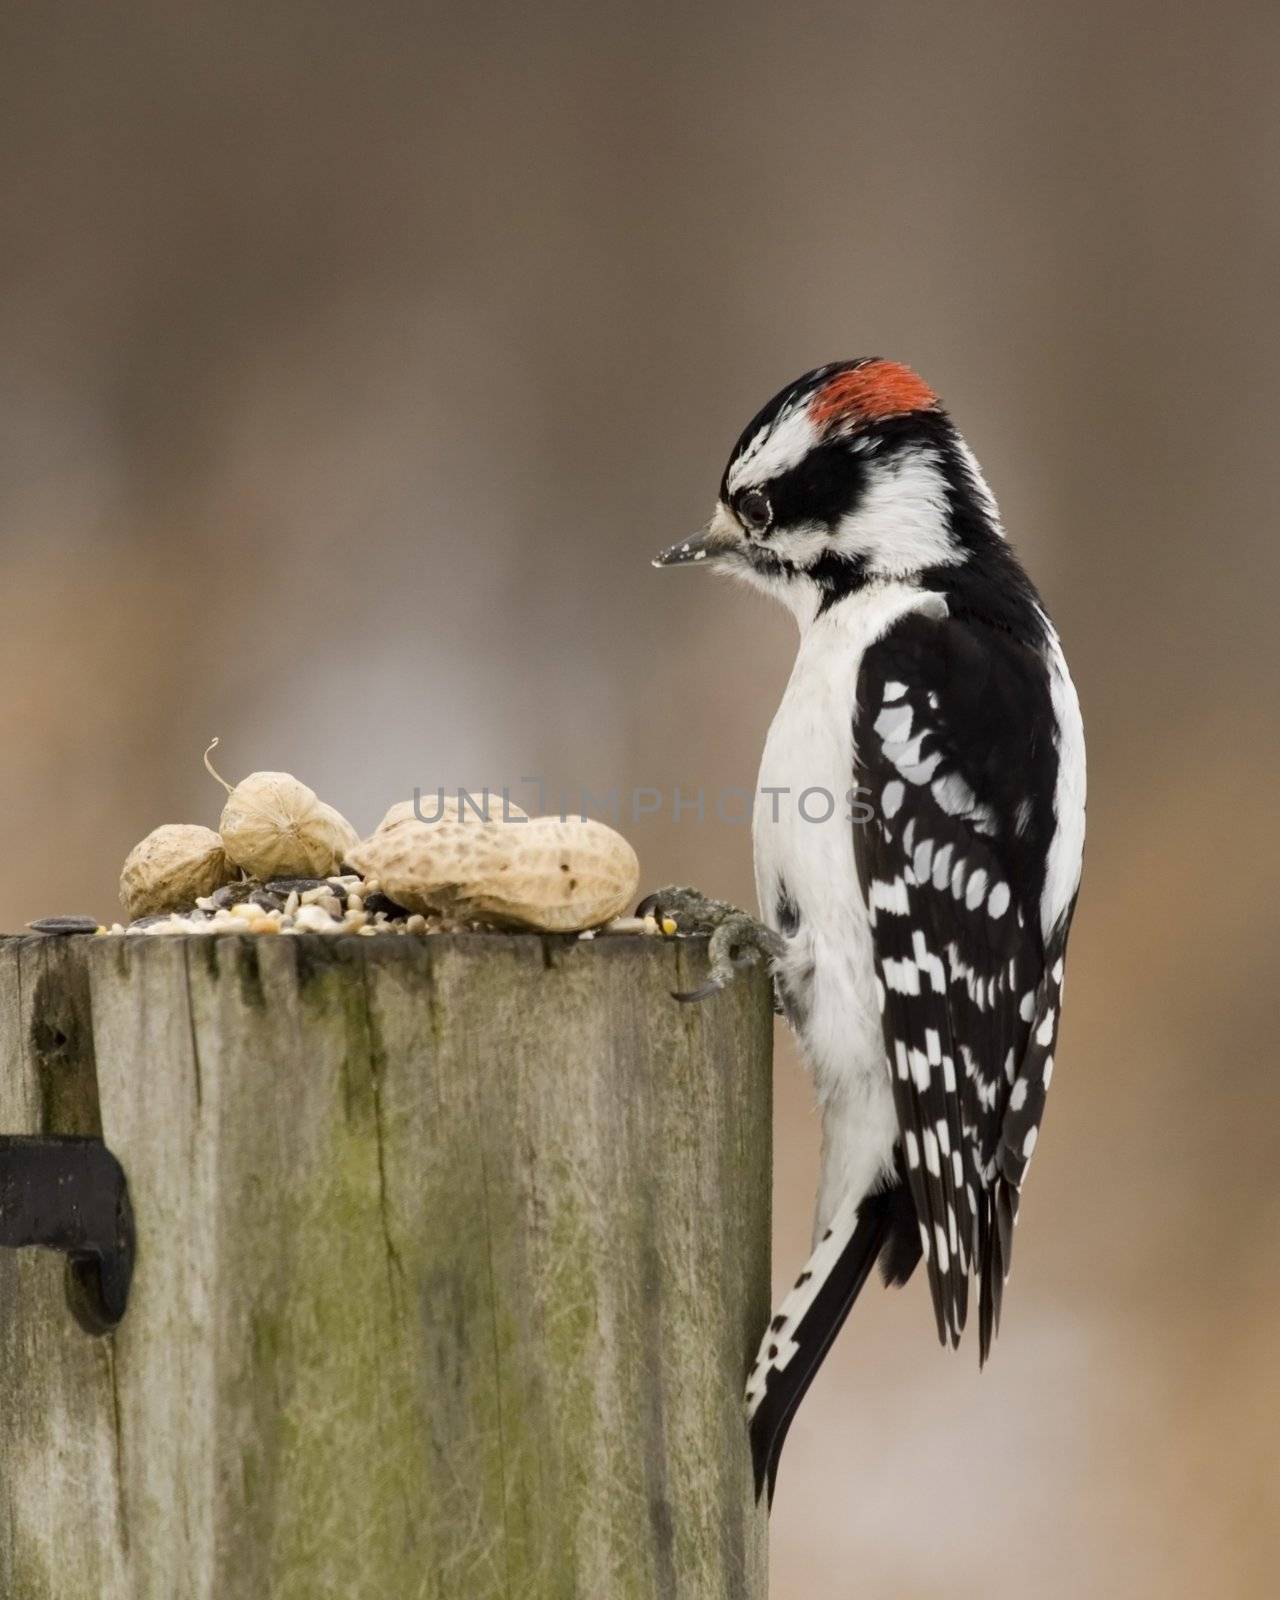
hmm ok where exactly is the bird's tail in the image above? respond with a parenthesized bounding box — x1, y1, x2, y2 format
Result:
(746, 1180, 916, 1505)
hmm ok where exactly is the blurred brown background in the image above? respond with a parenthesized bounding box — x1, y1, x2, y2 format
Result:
(2, 3, 1278, 1595)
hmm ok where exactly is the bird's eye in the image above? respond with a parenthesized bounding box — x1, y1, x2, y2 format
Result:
(738, 489, 773, 534)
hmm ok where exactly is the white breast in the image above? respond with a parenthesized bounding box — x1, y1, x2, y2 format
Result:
(754, 583, 944, 1227)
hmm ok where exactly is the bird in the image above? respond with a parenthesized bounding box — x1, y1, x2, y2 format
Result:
(642, 358, 1086, 1505)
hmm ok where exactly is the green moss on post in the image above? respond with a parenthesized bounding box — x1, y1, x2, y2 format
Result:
(0, 933, 772, 1599)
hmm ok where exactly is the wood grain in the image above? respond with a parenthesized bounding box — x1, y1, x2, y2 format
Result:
(0, 933, 772, 1599)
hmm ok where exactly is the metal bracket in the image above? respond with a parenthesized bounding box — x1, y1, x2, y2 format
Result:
(0, 1135, 135, 1333)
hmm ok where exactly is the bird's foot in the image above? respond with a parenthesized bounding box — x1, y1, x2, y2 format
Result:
(636, 885, 784, 1003)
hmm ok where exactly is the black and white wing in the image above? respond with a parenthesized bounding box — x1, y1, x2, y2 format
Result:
(853, 605, 1075, 1358)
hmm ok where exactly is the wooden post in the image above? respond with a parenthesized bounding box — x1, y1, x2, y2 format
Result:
(0, 931, 772, 1599)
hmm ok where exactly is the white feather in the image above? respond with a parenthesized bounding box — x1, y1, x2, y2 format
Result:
(1038, 615, 1086, 938)
(753, 580, 948, 1238)
(726, 404, 818, 495)
(830, 449, 960, 577)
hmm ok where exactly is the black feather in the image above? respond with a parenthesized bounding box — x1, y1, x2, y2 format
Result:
(749, 1187, 900, 1505)
(852, 606, 1068, 1361)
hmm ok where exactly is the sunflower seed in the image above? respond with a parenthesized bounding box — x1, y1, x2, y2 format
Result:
(212, 884, 257, 909)
(363, 891, 410, 918)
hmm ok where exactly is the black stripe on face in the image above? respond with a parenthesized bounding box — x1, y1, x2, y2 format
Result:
(733, 440, 874, 603)
(762, 439, 870, 533)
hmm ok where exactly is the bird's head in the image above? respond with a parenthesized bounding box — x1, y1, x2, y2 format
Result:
(655, 359, 1002, 620)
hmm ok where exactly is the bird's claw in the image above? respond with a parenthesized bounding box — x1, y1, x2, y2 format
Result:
(672, 915, 776, 1002)
(636, 886, 784, 1003)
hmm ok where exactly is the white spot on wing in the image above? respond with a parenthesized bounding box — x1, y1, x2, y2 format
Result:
(932, 770, 977, 817)
(912, 930, 945, 993)
(964, 868, 988, 910)
(875, 703, 913, 744)
(870, 877, 910, 915)
(899, 747, 944, 785)
(883, 957, 920, 995)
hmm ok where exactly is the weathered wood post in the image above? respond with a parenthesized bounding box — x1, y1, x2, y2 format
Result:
(0, 930, 772, 1599)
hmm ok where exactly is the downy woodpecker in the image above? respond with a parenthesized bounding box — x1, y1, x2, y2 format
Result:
(644, 359, 1086, 1503)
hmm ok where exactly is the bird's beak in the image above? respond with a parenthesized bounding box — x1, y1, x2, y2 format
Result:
(652, 508, 738, 569)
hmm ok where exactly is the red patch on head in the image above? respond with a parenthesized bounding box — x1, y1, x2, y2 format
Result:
(808, 361, 938, 427)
